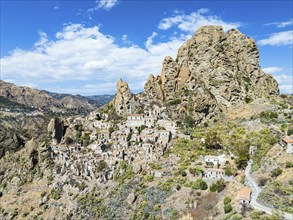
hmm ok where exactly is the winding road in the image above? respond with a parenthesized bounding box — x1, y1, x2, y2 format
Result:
(245, 160, 293, 220)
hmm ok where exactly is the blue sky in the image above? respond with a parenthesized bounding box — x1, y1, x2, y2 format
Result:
(0, 0, 292, 95)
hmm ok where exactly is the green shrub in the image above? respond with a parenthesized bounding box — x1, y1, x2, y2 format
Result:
(145, 175, 154, 182)
(50, 188, 62, 200)
(209, 179, 225, 192)
(210, 183, 218, 192)
(245, 97, 253, 103)
(114, 162, 133, 185)
(140, 125, 148, 131)
(160, 181, 172, 191)
(224, 204, 233, 213)
(224, 196, 232, 205)
(183, 115, 195, 128)
(149, 162, 162, 170)
(271, 167, 282, 177)
(191, 179, 208, 190)
(224, 168, 233, 176)
(168, 99, 181, 106)
(285, 162, 293, 168)
(287, 127, 293, 136)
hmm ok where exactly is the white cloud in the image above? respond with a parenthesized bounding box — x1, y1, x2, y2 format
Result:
(265, 19, 293, 28)
(279, 85, 293, 94)
(258, 30, 293, 46)
(273, 74, 293, 94)
(3, 11, 278, 95)
(97, 0, 118, 10)
(54, 5, 59, 10)
(263, 67, 283, 74)
(88, 0, 118, 12)
(122, 34, 127, 41)
(0, 24, 180, 95)
(158, 9, 241, 33)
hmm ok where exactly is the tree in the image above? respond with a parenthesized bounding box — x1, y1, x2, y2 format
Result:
(236, 155, 249, 170)
(205, 129, 221, 149)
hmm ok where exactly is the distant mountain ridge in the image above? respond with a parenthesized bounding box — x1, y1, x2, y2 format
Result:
(42, 90, 114, 107)
(0, 80, 113, 114)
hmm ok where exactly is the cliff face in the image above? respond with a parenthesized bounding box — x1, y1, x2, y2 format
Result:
(113, 25, 279, 119)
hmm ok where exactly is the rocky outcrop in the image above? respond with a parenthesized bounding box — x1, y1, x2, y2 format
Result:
(161, 56, 179, 101)
(47, 118, 64, 144)
(62, 124, 76, 145)
(24, 139, 39, 169)
(144, 74, 164, 102)
(140, 25, 279, 120)
(112, 79, 139, 115)
(109, 25, 278, 120)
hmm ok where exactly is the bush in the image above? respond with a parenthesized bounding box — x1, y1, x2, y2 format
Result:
(145, 175, 154, 182)
(210, 183, 218, 192)
(245, 97, 253, 103)
(224, 196, 232, 205)
(140, 125, 148, 131)
(168, 99, 181, 106)
(50, 188, 62, 200)
(271, 167, 283, 177)
(183, 115, 195, 128)
(224, 167, 233, 176)
(224, 204, 233, 213)
(258, 177, 268, 186)
(180, 170, 187, 177)
(209, 179, 225, 192)
(236, 155, 249, 170)
(96, 160, 107, 172)
(287, 127, 293, 136)
(160, 181, 172, 191)
(189, 167, 203, 176)
(149, 162, 162, 170)
(191, 179, 208, 190)
(285, 162, 293, 168)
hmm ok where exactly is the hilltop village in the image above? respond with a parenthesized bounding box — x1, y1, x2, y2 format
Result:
(0, 26, 292, 220)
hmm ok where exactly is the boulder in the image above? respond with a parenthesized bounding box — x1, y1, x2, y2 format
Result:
(127, 192, 137, 205)
(133, 164, 142, 174)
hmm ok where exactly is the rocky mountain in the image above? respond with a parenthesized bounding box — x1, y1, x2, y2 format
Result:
(113, 26, 279, 120)
(43, 90, 114, 107)
(0, 80, 64, 111)
(1, 25, 291, 220)
(0, 80, 111, 114)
